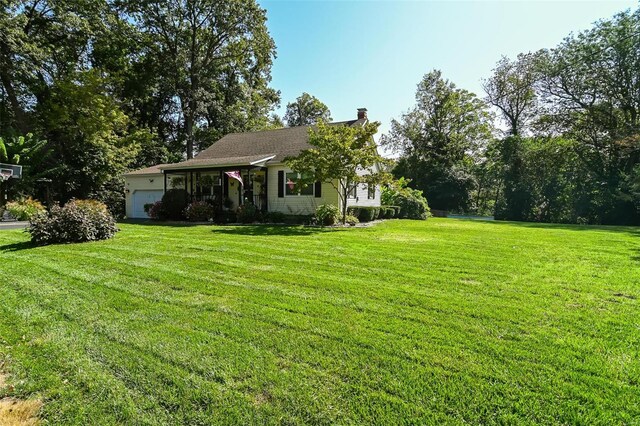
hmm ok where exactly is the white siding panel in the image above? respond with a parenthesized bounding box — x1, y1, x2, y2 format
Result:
(124, 174, 164, 218)
(266, 166, 340, 215)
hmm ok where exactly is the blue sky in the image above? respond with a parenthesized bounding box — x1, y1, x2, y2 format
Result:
(259, 0, 637, 144)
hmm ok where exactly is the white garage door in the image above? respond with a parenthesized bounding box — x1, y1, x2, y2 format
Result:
(132, 190, 164, 218)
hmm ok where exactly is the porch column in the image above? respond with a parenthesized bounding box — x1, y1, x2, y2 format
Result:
(163, 171, 167, 194)
(264, 167, 268, 212)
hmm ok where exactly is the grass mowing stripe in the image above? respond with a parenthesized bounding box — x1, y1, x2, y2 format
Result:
(1, 219, 638, 424)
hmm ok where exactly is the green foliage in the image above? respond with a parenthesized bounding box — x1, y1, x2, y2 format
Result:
(345, 214, 359, 225)
(184, 201, 215, 222)
(286, 120, 392, 223)
(161, 189, 189, 220)
(123, 0, 279, 158)
(494, 136, 594, 223)
(383, 70, 493, 212)
(5, 198, 45, 220)
(482, 53, 541, 136)
(380, 207, 396, 219)
(147, 201, 165, 220)
(236, 203, 259, 223)
(315, 204, 340, 226)
(382, 178, 430, 220)
(347, 206, 380, 222)
(284, 93, 332, 127)
(28, 199, 118, 245)
(40, 71, 142, 202)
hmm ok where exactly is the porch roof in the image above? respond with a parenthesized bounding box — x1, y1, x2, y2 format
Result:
(159, 154, 275, 172)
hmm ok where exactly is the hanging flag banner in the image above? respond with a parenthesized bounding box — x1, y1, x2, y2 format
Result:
(225, 171, 243, 186)
(287, 177, 296, 191)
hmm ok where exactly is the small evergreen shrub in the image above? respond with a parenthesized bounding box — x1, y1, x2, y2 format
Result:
(184, 201, 214, 222)
(345, 215, 359, 226)
(28, 199, 118, 245)
(382, 179, 430, 220)
(396, 195, 430, 220)
(347, 207, 360, 218)
(379, 207, 393, 219)
(355, 207, 379, 222)
(5, 198, 45, 220)
(161, 189, 189, 220)
(236, 203, 259, 223)
(315, 204, 340, 226)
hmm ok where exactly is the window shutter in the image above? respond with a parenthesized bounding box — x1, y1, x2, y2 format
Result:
(277, 171, 284, 198)
(314, 181, 322, 198)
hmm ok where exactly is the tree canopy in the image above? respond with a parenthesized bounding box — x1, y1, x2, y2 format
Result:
(283, 92, 332, 127)
(285, 120, 391, 223)
(0, 0, 280, 214)
(383, 70, 493, 212)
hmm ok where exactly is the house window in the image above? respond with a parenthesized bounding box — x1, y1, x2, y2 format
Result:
(368, 184, 375, 200)
(347, 184, 357, 199)
(285, 172, 313, 196)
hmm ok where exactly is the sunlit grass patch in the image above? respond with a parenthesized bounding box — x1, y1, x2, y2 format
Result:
(0, 219, 638, 424)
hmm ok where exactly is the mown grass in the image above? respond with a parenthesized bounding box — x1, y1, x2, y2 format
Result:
(0, 219, 638, 425)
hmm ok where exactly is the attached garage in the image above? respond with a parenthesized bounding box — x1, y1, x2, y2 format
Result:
(123, 164, 167, 219)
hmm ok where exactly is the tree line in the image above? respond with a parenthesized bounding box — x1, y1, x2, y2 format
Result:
(383, 8, 640, 225)
(2, 2, 638, 225)
(0, 0, 332, 214)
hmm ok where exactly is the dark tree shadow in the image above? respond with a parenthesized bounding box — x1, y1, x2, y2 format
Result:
(0, 241, 35, 252)
(118, 219, 205, 228)
(210, 225, 345, 237)
(458, 218, 640, 237)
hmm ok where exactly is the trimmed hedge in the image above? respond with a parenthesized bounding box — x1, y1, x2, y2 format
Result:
(315, 204, 340, 226)
(347, 206, 380, 222)
(380, 206, 396, 219)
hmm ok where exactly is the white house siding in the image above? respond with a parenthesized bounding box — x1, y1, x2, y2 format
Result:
(266, 165, 339, 215)
(346, 182, 381, 208)
(346, 165, 382, 208)
(124, 173, 164, 218)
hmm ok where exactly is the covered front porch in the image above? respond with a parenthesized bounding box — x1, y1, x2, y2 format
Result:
(160, 155, 274, 212)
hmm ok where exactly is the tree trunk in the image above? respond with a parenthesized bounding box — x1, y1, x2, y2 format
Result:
(0, 67, 28, 134)
(185, 110, 194, 159)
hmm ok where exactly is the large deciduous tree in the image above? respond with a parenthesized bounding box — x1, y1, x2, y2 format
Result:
(283, 92, 332, 127)
(383, 70, 493, 212)
(483, 53, 541, 136)
(124, 0, 279, 158)
(285, 120, 391, 223)
(536, 7, 640, 224)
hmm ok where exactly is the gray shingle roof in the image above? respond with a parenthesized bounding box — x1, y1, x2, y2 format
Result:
(194, 119, 361, 164)
(123, 164, 171, 176)
(124, 118, 367, 175)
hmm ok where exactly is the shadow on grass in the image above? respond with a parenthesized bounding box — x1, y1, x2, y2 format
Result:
(0, 241, 35, 252)
(458, 218, 640, 237)
(210, 225, 344, 237)
(119, 219, 205, 227)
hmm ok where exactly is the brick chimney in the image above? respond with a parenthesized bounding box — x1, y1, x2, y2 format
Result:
(357, 108, 368, 120)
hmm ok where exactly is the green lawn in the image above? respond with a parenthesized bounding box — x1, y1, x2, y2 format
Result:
(0, 219, 638, 424)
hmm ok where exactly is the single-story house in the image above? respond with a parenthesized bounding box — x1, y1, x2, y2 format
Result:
(124, 108, 382, 219)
